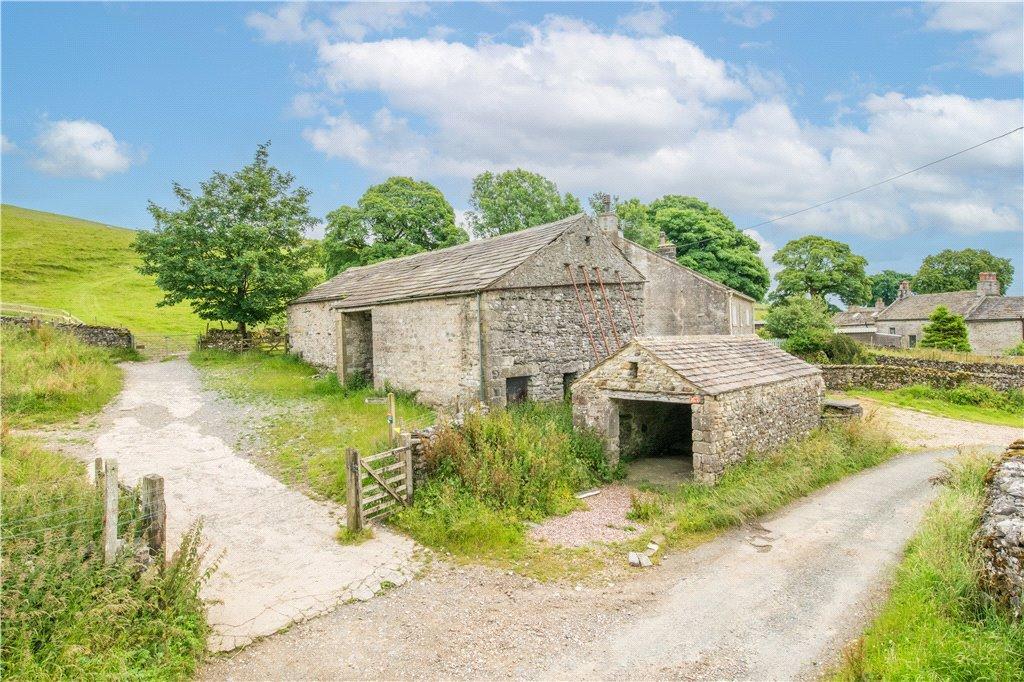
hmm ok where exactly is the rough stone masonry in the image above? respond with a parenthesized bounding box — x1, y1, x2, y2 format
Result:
(977, 439, 1024, 620)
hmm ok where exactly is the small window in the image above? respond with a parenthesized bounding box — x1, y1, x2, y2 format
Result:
(745, 308, 751, 325)
(627, 361, 639, 379)
(889, 327, 896, 335)
(909, 334, 917, 348)
(563, 372, 577, 400)
(506, 376, 529, 404)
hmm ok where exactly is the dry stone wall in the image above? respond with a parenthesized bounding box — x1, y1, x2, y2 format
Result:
(977, 440, 1024, 620)
(1, 316, 134, 349)
(821, 356, 1024, 392)
(872, 354, 1024, 390)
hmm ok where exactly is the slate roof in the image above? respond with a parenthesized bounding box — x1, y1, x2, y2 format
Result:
(636, 335, 821, 395)
(833, 305, 880, 328)
(876, 290, 985, 321)
(967, 296, 1024, 321)
(292, 214, 589, 308)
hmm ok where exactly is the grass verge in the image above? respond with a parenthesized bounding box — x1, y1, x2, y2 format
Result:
(833, 451, 1024, 680)
(0, 325, 136, 427)
(189, 349, 434, 502)
(848, 384, 1024, 428)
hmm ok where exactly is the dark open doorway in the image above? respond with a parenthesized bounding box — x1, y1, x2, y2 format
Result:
(617, 399, 694, 487)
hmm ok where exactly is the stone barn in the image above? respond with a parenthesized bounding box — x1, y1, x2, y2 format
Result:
(572, 336, 824, 484)
(288, 209, 757, 407)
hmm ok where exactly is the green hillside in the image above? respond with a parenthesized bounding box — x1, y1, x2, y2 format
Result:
(0, 205, 205, 336)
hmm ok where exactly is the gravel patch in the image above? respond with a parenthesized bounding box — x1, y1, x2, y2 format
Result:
(528, 485, 645, 547)
(863, 400, 1022, 450)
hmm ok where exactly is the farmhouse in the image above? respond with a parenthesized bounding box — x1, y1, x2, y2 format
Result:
(876, 273, 1024, 355)
(571, 336, 824, 483)
(288, 209, 756, 406)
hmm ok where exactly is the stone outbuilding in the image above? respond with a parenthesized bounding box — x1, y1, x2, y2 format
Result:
(288, 210, 756, 407)
(572, 335, 824, 484)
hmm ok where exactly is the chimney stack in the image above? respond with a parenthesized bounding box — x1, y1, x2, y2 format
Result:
(656, 232, 677, 260)
(875, 298, 885, 310)
(595, 193, 622, 245)
(977, 271, 1000, 296)
(897, 280, 912, 301)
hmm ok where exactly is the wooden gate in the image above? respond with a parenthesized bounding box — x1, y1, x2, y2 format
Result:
(346, 446, 414, 531)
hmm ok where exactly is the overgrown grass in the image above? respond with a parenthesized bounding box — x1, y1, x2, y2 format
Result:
(1, 204, 206, 336)
(833, 451, 1024, 680)
(869, 344, 1024, 365)
(0, 325, 132, 427)
(648, 418, 901, 546)
(849, 384, 1024, 428)
(392, 402, 613, 571)
(189, 349, 434, 502)
(1, 329, 209, 678)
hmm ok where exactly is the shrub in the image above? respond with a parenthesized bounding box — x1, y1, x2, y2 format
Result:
(1005, 341, 1024, 357)
(823, 333, 866, 364)
(764, 297, 834, 356)
(919, 305, 971, 352)
(627, 490, 665, 522)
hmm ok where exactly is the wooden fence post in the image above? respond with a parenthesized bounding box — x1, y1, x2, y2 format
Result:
(102, 458, 119, 565)
(346, 448, 363, 533)
(387, 392, 397, 446)
(403, 445, 414, 503)
(94, 457, 104, 490)
(141, 474, 166, 563)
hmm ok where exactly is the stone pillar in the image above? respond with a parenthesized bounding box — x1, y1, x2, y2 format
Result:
(897, 279, 912, 301)
(594, 194, 622, 246)
(977, 271, 1000, 296)
(656, 232, 677, 260)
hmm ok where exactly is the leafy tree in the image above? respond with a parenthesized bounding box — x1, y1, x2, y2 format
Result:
(772, 236, 871, 306)
(322, 177, 467, 277)
(649, 196, 770, 301)
(763, 296, 834, 356)
(870, 270, 914, 305)
(919, 305, 971, 352)
(135, 143, 317, 334)
(913, 248, 1014, 295)
(466, 169, 581, 238)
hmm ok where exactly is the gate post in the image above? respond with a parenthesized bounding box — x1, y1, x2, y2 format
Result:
(403, 445, 414, 503)
(102, 458, 120, 565)
(141, 474, 167, 564)
(346, 448, 363, 532)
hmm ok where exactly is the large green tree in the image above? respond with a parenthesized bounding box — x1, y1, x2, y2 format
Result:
(650, 196, 770, 301)
(772, 236, 871, 306)
(912, 248, 1014, 295)
(919, 305, 971, 352)
(322, 177, 467, 277)
(762, 296, 834, 356)
(466, 169, 581, 238)
(134, 144, 317, 334)
(870, 270, 914, 305)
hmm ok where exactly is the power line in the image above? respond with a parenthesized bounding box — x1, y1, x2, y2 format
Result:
(742, 126, 1024, 231)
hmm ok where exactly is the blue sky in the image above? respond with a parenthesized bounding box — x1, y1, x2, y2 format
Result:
(3, 2, 1022, 291)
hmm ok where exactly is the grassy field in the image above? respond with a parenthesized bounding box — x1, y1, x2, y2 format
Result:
(1, 204, 205, 336)
(834, 451, 1024, 680)
(1, 327, 208, 679)
(189, 349, 434, 503)
(869, 345, 1024, 365)
(848, 384, 1024, 428)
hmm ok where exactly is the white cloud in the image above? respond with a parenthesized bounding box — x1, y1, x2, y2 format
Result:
(912, 200, 1021, 234)
(32, 119, 134, 179)
(925, 3, 1023, 75)
(1, 134, 16, 153)
(739, 40, 773, 50)
(719, 3, 775, 29)
(292, 14, 1022, 241)
(743, 228, 779, 273)
(428, 24, 455, 40)
(617, 4, 671, 37)
(247, 2, 430, 43)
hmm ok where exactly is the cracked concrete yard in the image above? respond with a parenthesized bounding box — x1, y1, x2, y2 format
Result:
(84, 359, 418, 651)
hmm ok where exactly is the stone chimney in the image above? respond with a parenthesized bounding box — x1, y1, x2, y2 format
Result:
(896, 279, 912, 301)
(594, 193, 622, 245)
(656, 232, 677, 260)
(875, 298, 885, 310)
(977, 271, 1000, 296)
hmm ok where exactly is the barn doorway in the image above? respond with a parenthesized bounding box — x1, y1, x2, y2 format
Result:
(617, 399, 694, 487)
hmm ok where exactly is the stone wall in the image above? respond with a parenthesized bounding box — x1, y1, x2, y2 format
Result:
(1, 316, 134, 349)
(286, 300, 335, 367)
(819, 364, 972, 391)
(371, 296, 482, 406)
(483, 283, 643, 404)
(339, 311, 373, 381)
(969, 319, 1024, 356)
(698, 377, 823, 482)
(877, 319, 926, 349)
(873, 354, 1024, 391)
(977, 440, 1024, 620)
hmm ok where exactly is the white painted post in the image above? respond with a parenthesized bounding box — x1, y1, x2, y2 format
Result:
(102, 458, 119, 565)
(403, 445, 414, 503)
(387, 392, 397, 447)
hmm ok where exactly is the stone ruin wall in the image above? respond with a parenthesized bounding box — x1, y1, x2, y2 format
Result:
(977, 439, 1024, 621)
(1, 316, 134, 349)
